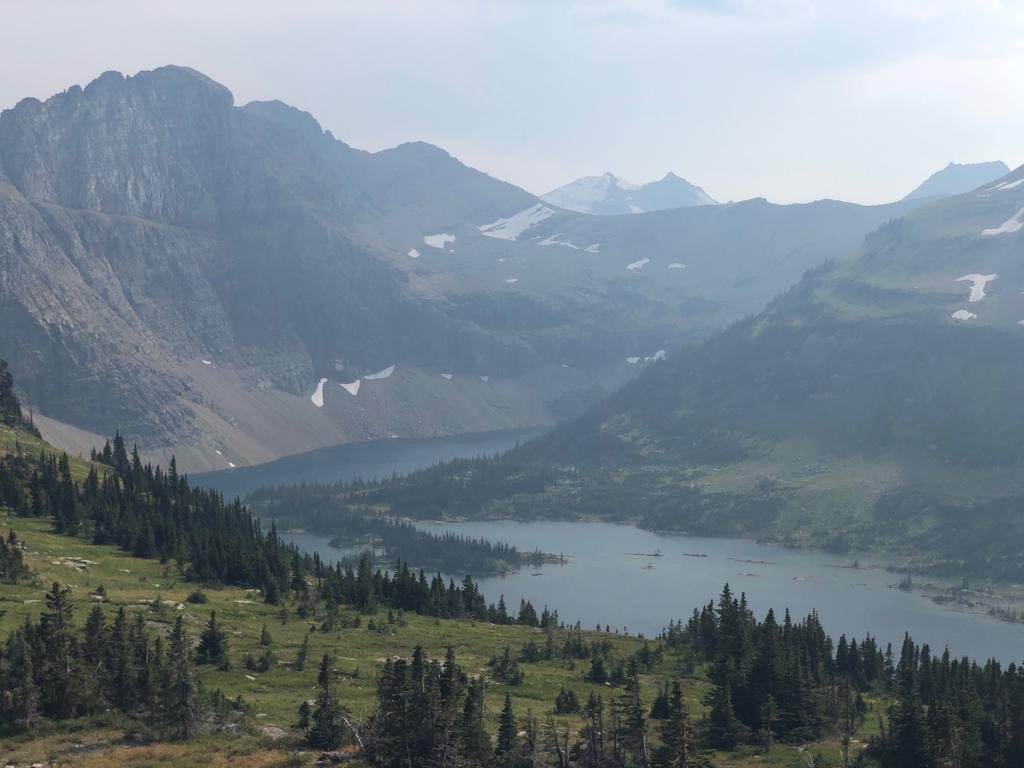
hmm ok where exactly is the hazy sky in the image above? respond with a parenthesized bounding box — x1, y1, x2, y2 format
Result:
(2, 0, 1022, 204)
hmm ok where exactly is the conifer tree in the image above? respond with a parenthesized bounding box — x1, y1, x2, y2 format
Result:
(657, 681, 694, 768)
(308, 652, 344, 749)
(496, 692, 520, 766)
(196, 611, 229, 669)
(164, 616, 199, 740)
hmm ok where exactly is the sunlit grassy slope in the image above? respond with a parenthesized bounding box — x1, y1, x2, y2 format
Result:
(0, 427, 883, 766)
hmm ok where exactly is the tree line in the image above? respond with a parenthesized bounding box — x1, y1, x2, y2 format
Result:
(248, 480, 547, 575)
(0, 581, 240, 738)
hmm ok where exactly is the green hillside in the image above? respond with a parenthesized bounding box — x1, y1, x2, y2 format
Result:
(0, 417, 897, 768)
(330, 168, 1024, 581)
(3, 351, 1023, 767)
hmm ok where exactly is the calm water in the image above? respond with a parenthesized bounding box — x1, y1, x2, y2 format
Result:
(194, 427, 546, 498)
(287, 520, 1024, 664)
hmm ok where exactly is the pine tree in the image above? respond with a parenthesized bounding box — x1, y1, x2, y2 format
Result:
(9, 630, 39, 730)
(308, 652, 344, 749)
(619, 671, 650, 766)
(259, 623, 273, 646)
(164, 616, 199, 740)
(196, 611, 229, 669)
(458, 678, 491, 765)
(296, 632, 310, 672)
(496, 692, 520, 766)
(39, 582, 80, 719)
(657, 681, 694, 768)
(703, 681, 747, 749)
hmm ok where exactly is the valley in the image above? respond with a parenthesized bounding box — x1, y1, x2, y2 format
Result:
(286, 520, 1024, 665)
(3, 9, 1024, 764)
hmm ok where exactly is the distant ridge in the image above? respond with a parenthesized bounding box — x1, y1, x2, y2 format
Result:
(542, 171, 716, 214)
(904, 160, 1010, 200)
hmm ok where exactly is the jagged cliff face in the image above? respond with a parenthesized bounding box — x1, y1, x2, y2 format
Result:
(0, 67, 543, 467)
(0, 67, 925, 471)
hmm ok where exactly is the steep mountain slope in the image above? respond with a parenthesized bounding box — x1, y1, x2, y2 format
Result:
(481, 164, 1024, 575)
(904, 160, 1009, 200)
(0, 66, 926, 471)
(541, 171, 716, 213)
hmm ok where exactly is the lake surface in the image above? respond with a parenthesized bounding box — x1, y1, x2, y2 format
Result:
(194, 427, 546, 498)
(286, 521, 1024, 664)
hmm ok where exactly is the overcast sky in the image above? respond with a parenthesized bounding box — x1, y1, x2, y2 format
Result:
(2, 0, 1022, 204)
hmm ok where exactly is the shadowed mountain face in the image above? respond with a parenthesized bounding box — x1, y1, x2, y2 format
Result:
(342, 166, 1024, 577)
(541, 171, 716, 214)
(903, 161, 1009, 200)
(468, 165, 1024, 573)
(0, 66, 927, 471)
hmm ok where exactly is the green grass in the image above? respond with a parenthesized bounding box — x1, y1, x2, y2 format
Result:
(0, 425, 886, 766)
(0, 512, 889, 765)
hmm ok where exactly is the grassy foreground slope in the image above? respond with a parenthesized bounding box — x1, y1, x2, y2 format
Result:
(0, 427, 880, 767)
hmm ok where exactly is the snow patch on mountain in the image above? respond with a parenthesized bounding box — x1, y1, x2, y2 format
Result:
(991, 179, 1024, 191)
(424, 233, 455, 249)
(311, 378, 328, 407)
(981, 208, 1024, 236)
(538, 234, 579, 249)
(627, 258, 651, 271)
(957, 274, 998, 302)
(407, 248, 420, 258)
(627, 350, 667, 364)
(340, 380, 361, 396)
(365, 365, 396, 380)
(952, 310, 977, 321)
(668, 263, 685, 269)
(478, 204, 556, 241)
(585, 244, 600, 253)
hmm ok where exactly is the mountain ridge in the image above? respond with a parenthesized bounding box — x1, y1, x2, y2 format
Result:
(541, 170, 716, 214)
(0, 66, 930, 472)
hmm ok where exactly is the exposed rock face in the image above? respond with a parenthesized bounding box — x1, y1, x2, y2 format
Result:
(0, 66, 928, 471)
(0, 359, 24, 426)
(0, 67, 543, 466)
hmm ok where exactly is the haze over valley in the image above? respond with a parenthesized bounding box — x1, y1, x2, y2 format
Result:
(3, 4, 1024, 767)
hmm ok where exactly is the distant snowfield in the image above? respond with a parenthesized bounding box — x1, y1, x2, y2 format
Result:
(951, 310, 977, 321)
(201, 359, 213, 365)
(668, 263, 685, 269)
(407, 248, 420, 259)
(478, 204, 556, 240)
(627, 350, 667, 364)
(340, 380, 361, 396)
(310, 378, 328, 407)
(424, 233, 456, 249)
(982, 208, 1024, 236)
(228, 462, 236, 469)
(629, 205, 644, 214)
(627, 258, 651, 271)
(441, 373, 453, 380)
(537, 234, 579, 249)
(957, 273, 998, 302)
(505, 278, 519, 283)
(480, 375, 489, 382)
(992, 179, 1024, 191)
(364, 365, 396, 381)
(585, 244, 600, 253)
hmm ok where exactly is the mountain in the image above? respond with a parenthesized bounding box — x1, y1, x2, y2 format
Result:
(0, 66, 927, 472)
(904, 160, 1009, 200)
(541, 171, 716, 214)
(451, 164, 1024, 578)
